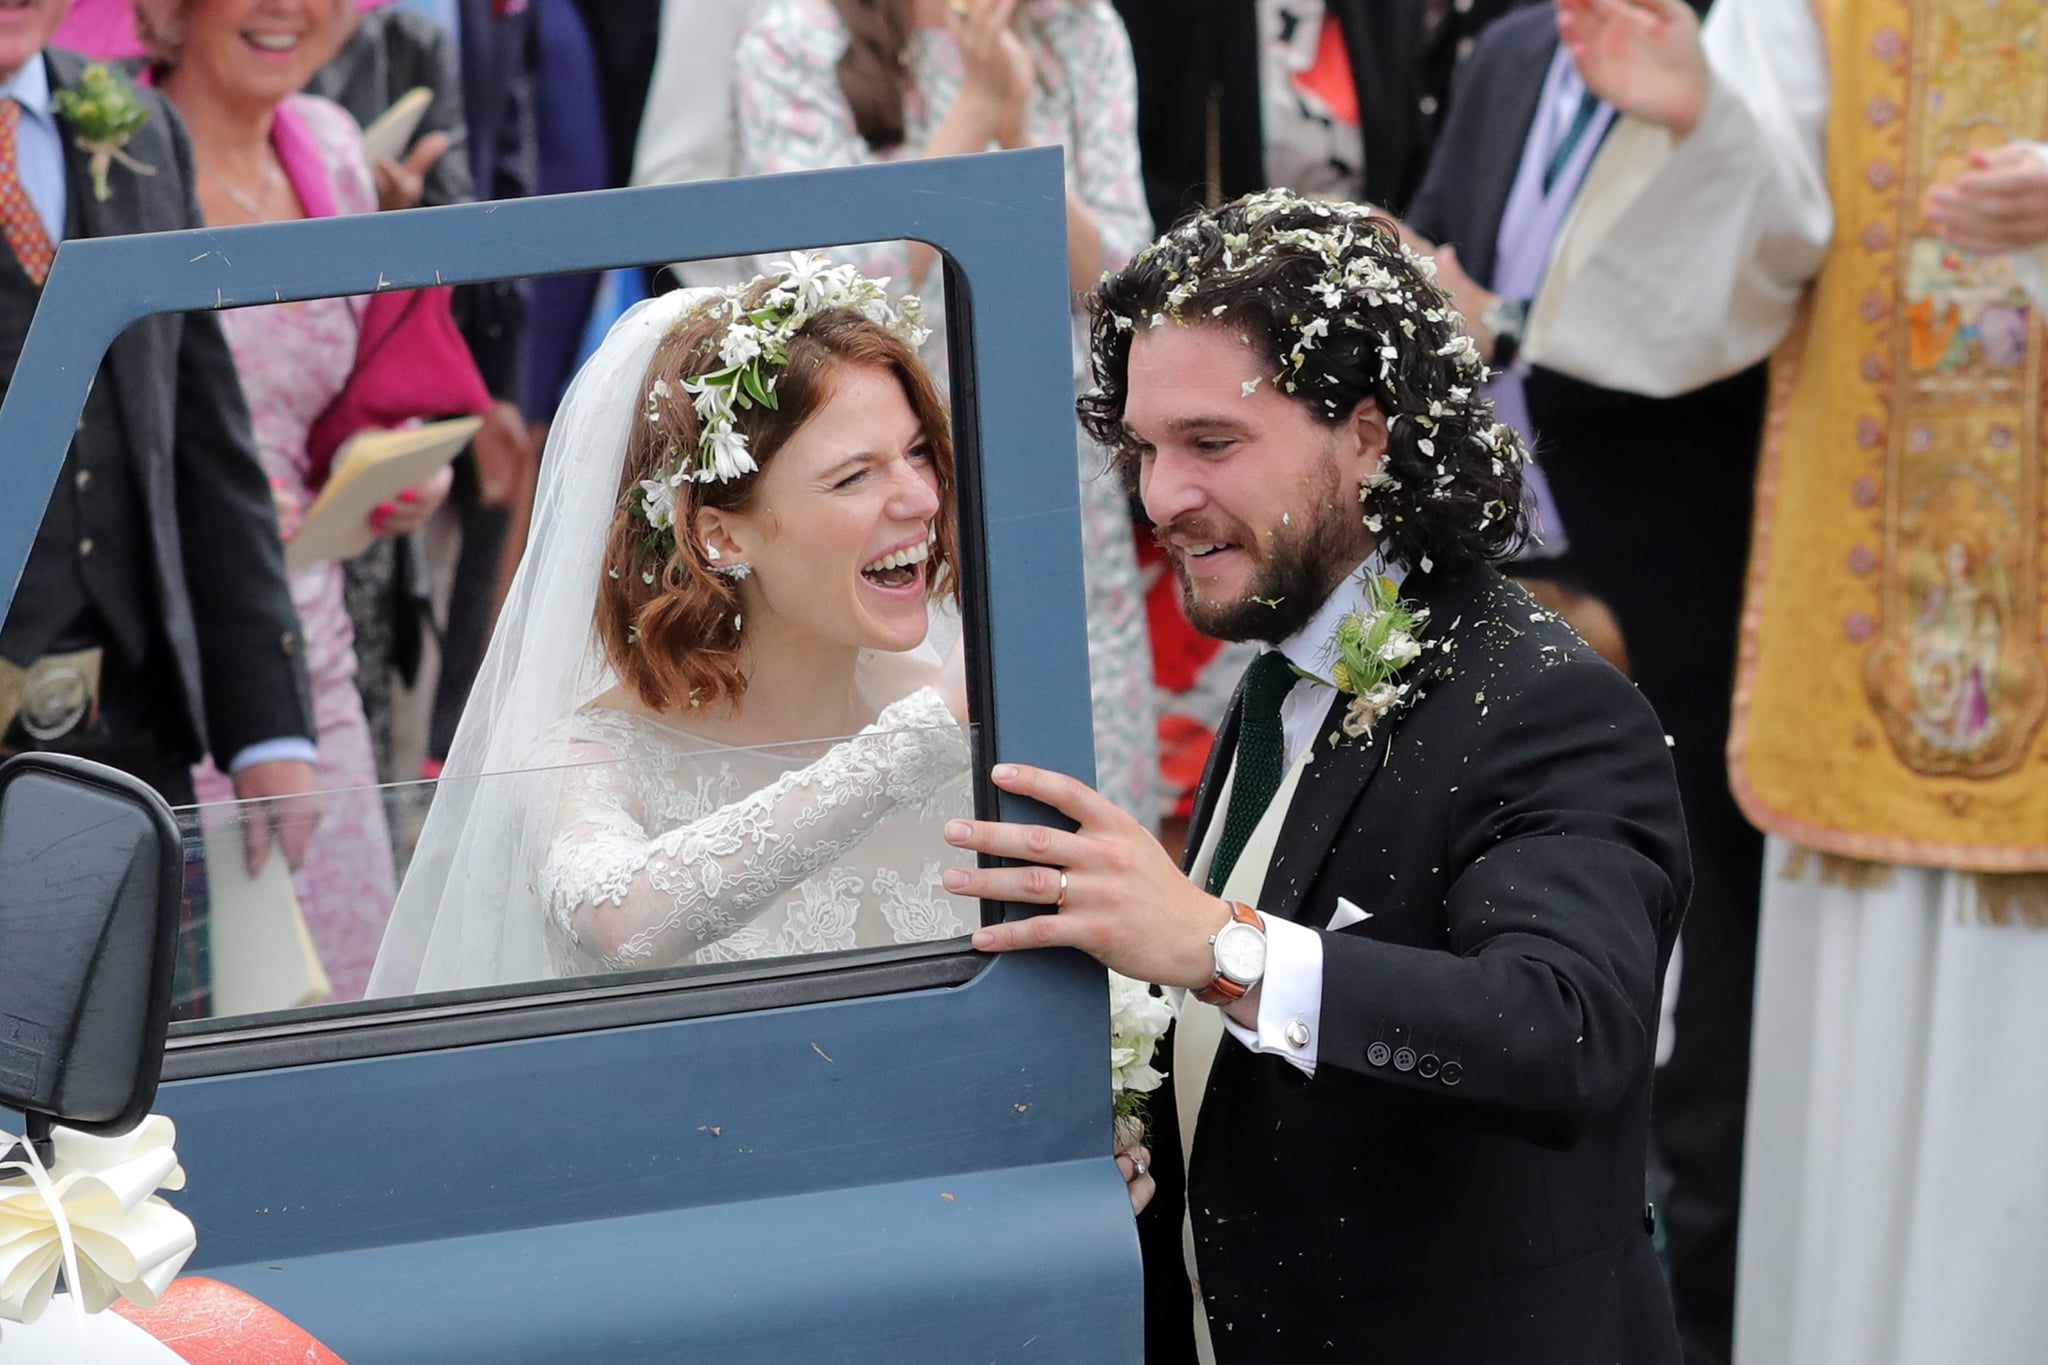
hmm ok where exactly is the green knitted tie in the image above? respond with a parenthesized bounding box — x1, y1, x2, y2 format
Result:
(1206, 651, 1298, 895)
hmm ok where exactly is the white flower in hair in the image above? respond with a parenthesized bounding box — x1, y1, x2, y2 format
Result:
(719, 324, 765, 368)
(701, 425, 757, 483)
(639, 476, 678, 531)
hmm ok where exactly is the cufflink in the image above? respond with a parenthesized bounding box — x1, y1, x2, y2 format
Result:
(1284, 1019, 1311, 1050)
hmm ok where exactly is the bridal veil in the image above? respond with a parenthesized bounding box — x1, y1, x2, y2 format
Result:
(368, 290, 706, 995)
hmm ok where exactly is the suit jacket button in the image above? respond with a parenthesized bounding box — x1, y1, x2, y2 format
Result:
(1392, 1046, 1416, 1073)
(1439, 1061, 1463, 1087)
(74, 468, 92, 492)
(1416, 1053, 1440, 1079)
(281, 631, 299, 654)
(1366, 1042, 1392, 1068)
(77, 537, 93, 557)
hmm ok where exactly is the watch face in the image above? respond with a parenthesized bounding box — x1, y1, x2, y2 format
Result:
(1215, 920, 1266, 984)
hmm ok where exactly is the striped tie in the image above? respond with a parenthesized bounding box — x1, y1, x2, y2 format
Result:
(0, 100, 54, 285)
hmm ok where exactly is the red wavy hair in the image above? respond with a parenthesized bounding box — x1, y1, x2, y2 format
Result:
(595, 299, 959, 713)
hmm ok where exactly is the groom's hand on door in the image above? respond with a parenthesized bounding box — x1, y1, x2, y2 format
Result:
(944, 762, 1231, 991)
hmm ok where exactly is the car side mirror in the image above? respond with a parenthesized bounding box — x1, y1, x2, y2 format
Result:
(0, 753, 182, 1152)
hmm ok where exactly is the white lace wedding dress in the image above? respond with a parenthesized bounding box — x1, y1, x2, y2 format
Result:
(534, 687, 973, 977)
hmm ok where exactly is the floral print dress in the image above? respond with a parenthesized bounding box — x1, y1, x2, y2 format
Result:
(731, 0, 1160, 827)
(190, 95, 395, 1004)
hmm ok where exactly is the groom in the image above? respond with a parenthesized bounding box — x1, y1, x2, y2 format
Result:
(947, 192, 1688, 1363)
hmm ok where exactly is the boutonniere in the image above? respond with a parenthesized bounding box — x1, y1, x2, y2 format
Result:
(1309, 571, 1430, 744)
(52, 64, 156, 203)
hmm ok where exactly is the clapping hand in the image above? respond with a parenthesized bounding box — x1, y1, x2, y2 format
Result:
(373, 130, 453, 212)
(1926, 144, 2048, 255)
(949, 0, 1034, 148)
(1556, 0, 1710, 137)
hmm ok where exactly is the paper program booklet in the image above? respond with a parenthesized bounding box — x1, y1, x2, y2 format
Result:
(286, 415, 481, 571)
(201, 824, 331, 1017)
(360, 86, 434, 164)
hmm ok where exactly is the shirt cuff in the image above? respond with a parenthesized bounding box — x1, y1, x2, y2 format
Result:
(227, 737, 317, 774)
(1218, 914, 1324, 1077)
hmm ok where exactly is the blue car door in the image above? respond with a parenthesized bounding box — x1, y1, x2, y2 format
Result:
(0, 148, 1143, 1361)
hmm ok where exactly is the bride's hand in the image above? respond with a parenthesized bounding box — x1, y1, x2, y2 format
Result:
(1114, 1130, 1155, 1216)
(939, 631, 970, 726)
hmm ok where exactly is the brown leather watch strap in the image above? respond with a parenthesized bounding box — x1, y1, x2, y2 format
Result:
(1194, 901, 1265, 1006)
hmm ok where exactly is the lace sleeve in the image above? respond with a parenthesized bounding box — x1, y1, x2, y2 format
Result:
(540, 688, 969, 972)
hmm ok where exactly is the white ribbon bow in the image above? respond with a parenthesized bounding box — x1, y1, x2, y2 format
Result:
(0, 1115, 196, 1334)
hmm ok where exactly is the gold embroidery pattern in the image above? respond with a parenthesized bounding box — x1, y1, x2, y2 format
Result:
(1730, 0, 2048, 871)
(1863, 2, 2047, 779)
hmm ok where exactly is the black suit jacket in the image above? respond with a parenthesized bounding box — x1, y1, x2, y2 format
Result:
(1146, 563, 1687, 1364)
(1403, 4, 1560, 288)
(23, 48, 312, 767)
(1111, 0, 1430, 234)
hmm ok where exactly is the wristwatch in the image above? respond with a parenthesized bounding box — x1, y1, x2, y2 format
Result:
(1195, 901, 1268, 1006)
(1481, 296, 1529, 370)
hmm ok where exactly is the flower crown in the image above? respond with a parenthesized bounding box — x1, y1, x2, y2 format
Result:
(634, 253, 931, 547)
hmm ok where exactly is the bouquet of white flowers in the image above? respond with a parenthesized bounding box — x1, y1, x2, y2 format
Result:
(1108, 970, 1173, 1128)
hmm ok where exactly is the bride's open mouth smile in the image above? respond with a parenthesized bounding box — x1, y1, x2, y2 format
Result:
(858, 534, 930, 595)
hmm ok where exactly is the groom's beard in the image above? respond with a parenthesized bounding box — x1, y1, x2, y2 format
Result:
(1165, 475, 1364, 646)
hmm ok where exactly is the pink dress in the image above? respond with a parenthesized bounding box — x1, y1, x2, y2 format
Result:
(191, 95, 395, 1004)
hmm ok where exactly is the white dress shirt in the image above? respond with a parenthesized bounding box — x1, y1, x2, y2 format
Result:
(1214, 550, 1405, 1076)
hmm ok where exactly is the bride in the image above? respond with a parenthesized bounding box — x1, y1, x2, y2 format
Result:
(368, 258, 975, 994)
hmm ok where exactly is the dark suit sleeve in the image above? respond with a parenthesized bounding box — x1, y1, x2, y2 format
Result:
(160, 108, 316, 761)
(1314, 658, 1686, 1142)
(1402, 26, 1506, 248)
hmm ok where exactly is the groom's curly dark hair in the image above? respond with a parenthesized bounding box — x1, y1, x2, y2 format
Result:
(1078, 192, 1530, 574)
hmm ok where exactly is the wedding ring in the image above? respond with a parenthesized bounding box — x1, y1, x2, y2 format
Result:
(1055, 869, 1069, 908)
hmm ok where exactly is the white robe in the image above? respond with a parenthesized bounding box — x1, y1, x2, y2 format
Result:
(1525, 2, 2048, 1361)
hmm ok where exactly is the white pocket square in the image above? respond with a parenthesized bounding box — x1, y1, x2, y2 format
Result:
(1329, 896, 1372, 931)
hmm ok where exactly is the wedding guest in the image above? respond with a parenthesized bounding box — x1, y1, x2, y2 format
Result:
(308, 0, 468, 783)
(1403, 3, 1761, 1355)
(0, 0, 316, 1018)
(727, 0, 1160, 830)
(1532, 2, 2048, 1361)
(308, 0, 468, 212)
(1111, 0, 1430, 237)
(142, 0, 461, 1000)
(951, 191, 1689, 1364)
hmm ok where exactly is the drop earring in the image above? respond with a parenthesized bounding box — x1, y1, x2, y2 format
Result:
(705, 541, 752, 580)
